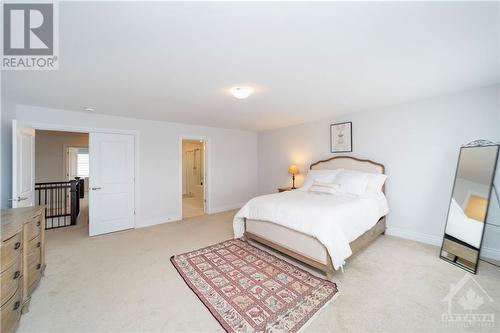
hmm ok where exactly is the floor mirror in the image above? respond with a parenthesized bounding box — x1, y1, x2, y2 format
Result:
(440, 140, 499, 273)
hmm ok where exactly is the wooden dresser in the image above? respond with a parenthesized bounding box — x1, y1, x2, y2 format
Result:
(1, 207, 46, 333)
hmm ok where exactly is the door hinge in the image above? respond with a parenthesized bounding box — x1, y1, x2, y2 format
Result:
(134, 210, 136, 215)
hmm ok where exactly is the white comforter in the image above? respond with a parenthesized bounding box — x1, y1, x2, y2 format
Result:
(445, 198, 483, 248)
(233, 190, 389, 270)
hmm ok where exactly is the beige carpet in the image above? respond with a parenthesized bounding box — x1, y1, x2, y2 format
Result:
(18, 211, 500, 332)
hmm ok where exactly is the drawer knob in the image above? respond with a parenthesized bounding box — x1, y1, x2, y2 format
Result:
(14, 242, 21, 250)
(37, 241, 41, 248)
(36, 221, 41, 227)
(13, 271, 20, 279)
(13, 301, 20, 311)
(36, 264, 41, 270)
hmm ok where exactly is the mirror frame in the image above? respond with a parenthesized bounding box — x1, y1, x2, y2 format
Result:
(440, 142, 499, 274)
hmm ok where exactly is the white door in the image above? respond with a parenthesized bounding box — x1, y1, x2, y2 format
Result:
(66, 147, 79, 180)
(89, 133, 135, 236)
(11, 121, 35, 208)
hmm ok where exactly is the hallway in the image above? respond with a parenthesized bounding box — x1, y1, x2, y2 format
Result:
(182, 195, 203, 219)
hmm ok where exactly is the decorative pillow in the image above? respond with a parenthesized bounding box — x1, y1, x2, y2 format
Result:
(299, 169, 343, 191)
(333, 171, 369, 195)
(308, 181, 342, 195)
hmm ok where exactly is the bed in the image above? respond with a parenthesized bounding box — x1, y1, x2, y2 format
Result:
(233, 156, 388, 278)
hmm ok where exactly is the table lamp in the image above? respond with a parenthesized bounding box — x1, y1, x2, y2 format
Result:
(288, 164, 299, 189)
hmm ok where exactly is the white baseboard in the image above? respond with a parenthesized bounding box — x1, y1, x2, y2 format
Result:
(386, 227, 500, 261)
(209, 202, 245, 214)
(481, 246, 500, 261)
(385, 226, 443, 246)
(137, 215, 182, 228)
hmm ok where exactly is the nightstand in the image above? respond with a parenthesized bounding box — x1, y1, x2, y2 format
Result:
(278, 187, 296, 192)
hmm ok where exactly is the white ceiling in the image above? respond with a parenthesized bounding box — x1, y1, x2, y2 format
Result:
(2, 1, 498, 131)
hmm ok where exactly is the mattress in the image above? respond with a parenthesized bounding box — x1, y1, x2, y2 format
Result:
(234, 190, 389, 269)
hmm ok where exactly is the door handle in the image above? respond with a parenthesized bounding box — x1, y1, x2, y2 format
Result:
(7, 196, 28, 202)
(91, 187, 102, 190)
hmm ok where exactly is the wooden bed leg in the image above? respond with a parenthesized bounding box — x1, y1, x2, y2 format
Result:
(241, 219, 248, 241)
(326, 253, 335, 280)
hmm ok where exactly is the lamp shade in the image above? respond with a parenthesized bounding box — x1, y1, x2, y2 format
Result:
(230, 86, 253, 99)
(288, 164, 299, 175)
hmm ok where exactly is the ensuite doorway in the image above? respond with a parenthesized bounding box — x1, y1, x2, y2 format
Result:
(182, 139, 206, 218)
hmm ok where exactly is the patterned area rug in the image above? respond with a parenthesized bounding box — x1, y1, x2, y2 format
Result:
(171, 239, 338, 332)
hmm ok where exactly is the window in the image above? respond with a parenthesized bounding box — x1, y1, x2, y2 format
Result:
(77, 151, 89, 177)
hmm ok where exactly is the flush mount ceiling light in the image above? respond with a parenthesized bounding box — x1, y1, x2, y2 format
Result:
(83, 106, 95, 112)
(230, 86, 253, 99)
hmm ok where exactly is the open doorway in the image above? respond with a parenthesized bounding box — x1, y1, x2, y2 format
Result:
(13, 122, 136, 237)
(65, 145, 90, 228)
(182, 139, 206, 218)
(35, 130, 89, 230)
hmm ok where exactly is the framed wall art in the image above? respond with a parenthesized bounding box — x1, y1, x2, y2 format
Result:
(330, 122, 352, 153)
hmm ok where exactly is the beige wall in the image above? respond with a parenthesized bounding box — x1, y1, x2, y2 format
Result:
(35, 130, 89, 183)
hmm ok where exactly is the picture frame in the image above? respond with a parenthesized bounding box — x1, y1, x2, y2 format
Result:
(330, 122, 352, 153)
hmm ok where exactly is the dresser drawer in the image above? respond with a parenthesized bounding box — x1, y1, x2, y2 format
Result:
(0, 233, 22, 272)
(1, 286, 22, 333)
(27, 249, 42, 290)
(28, 235, 41, 255)
(25, 215, 42, 241)
(0, 256, 21, 306)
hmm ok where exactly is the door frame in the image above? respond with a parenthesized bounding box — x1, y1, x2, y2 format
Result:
(179, 135, 210, 216)
(13, 120, 140, 230)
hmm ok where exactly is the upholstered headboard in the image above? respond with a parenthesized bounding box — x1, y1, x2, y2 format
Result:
(310, 156, 385, 175)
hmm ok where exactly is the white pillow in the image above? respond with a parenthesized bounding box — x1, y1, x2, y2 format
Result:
(339, 169, 386, 193)
(299, 169, 343, 191)
(333, 171, 369, 195)
(366, 173, 387, 193)
(308, 181, 342, 195)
